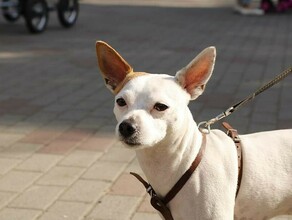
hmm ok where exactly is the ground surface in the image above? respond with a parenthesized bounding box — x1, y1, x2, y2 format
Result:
(0, 1, 291, 219)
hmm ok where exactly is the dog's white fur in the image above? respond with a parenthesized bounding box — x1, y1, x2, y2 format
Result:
(96, 41, 292, 220)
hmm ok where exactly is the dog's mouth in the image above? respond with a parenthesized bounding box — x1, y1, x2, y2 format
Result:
(120, 136, 142, 148)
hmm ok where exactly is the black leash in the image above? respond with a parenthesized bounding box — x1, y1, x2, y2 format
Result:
(198, 67, 292, 133)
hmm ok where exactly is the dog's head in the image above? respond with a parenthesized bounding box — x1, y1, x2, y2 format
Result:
(96, 41, 216, 149)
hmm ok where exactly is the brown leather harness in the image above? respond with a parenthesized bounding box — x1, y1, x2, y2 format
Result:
(130, 122, 243, 220)
(222, 122, 243, 197)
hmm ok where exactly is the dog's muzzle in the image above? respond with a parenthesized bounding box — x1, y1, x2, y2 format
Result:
(118, 119, 140, 146)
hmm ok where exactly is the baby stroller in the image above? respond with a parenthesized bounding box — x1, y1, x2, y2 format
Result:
(0, 0, 79, 33)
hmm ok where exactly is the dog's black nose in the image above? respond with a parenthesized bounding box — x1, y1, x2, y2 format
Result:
(119, 120, 136, 138)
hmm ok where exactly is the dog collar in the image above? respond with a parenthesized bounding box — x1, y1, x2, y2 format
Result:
(113, 71, 148, 95)
(130, 135, 207, 220)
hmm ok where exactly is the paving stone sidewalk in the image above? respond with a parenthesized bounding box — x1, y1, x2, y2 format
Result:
(0, 1, 291, 220)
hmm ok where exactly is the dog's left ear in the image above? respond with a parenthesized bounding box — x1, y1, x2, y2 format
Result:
(96, 41, 133, 93)
(175, 47, 216, 100)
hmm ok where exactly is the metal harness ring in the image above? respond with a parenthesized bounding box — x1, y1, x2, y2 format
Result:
(198, 121, 211, 134)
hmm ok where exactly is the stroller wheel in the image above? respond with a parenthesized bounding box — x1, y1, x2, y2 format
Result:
(24, 0, 48, 33)
(57, 0, 79, 28)
(2, 0, 20, 22)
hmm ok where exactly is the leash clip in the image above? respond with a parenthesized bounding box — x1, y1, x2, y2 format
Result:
(198, 106, 235, 134)
(198, 67, 291, 134)
(198, 121, 211, 134)
(223, 106, 234, 117)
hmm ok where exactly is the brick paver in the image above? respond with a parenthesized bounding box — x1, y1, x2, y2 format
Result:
(38, 201, 91, 220)
(0, 0, 291, 219)
(0, 171, 41, 193)
(37, 166, 85, 186)
(0, 208, 41, 220)
(86, 195, 142, 220)
(16, 154, 62, 172)
(9, 185, 65, 210)
(60, 179, 109, 203)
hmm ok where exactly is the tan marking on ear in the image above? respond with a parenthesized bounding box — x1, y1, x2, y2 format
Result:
(96, 41, 133, 93)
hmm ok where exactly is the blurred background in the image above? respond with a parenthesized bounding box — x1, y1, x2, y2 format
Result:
(0, 0, 291, 219)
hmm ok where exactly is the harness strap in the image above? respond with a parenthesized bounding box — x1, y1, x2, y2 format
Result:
(163, 135, 206, 204)
(222, 122, 243, 197)
(130, 172, 174, 220)
(130, 135, 206, 220)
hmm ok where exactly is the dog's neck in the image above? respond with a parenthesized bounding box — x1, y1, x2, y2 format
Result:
(135, 109, 203, 197)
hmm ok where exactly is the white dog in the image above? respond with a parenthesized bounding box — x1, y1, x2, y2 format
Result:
(95, 41, 292, 220)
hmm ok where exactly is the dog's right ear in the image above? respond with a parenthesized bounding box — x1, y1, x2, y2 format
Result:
(96, 41, 133, 93)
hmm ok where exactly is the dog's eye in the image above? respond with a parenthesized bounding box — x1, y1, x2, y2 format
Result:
(154, 103, 169, 111)
(116, 98, 127, 107)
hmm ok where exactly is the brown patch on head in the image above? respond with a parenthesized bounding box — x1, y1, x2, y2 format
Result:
(113, 71, 148, 95)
